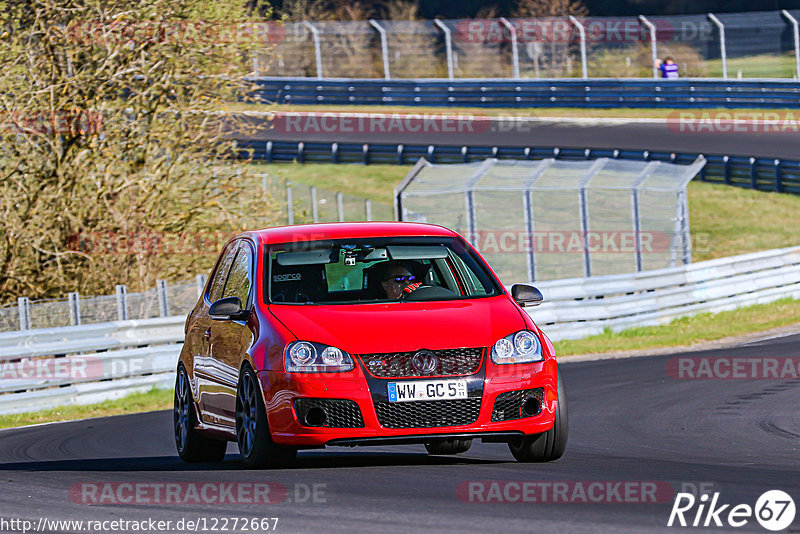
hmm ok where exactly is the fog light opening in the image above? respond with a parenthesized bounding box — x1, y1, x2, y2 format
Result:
(522, 396, 541, 417)
(304, 406, 328, 427)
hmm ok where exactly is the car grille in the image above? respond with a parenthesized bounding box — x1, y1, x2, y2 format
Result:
(374, 398, 482, 428)
(491, 388, 544, 422)
(293, 399, 365, 428)
(358, 348, 484, 378)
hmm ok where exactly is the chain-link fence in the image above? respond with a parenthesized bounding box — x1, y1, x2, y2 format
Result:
(254, 10, 800, 80)
(397, 157, 706, 283)
(2, 279, 203, 333)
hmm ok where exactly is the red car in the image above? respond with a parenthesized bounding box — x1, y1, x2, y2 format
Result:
(174, 222, 567, 468)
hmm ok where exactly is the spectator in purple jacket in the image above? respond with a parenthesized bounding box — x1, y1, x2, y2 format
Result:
(656, 57, 679, 79)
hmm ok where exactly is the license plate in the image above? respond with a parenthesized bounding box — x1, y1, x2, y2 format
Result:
(387, 379, 468, 402)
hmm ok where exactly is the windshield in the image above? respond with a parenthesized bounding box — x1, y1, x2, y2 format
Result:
(266, 236, 501, 305)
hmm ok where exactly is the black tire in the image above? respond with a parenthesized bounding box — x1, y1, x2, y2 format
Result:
(236, 366, 297, 469)
(425, 438, 473, 455)
(508, 371, 568, 462)
(174, 366, 228, 463)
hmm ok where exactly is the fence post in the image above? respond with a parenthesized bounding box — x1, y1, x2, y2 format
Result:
(568, 16, 588, 79)
(18, 297, 30, 331)
(707, 14, 727, 79)
(750, 157, 758, 190)
(157, 279, 169, 318)
(303, 21, 324, 78)
(296, 141, 305, 163)
(723, 155, 731, 184)
(369, 19, 391, 79)
(638, 15, 659, 79)
(116, 284, 129, 321)
(336, 192, 345, 222)
(782, 10, 800, 80)
(434, 19, 455, 80)
(195, 275, 207, 298)
(286, 182, 294, 225)
(365, 199, 372, 221)
(499, 17, 520, 78)
(775, 159, 783, 193)
(68, 292, 81, 326)
(311, 186, 319, 223)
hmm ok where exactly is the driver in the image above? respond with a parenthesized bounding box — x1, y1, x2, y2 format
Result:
(375, 261, 424, 300)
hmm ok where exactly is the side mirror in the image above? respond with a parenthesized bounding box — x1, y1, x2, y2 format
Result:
(209, 296, 249, 321)
(511, 284, 543, 307)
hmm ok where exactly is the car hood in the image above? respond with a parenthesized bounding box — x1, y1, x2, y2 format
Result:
(269, 296, 527, 354)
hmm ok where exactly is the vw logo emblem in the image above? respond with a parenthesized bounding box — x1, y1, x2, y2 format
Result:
(411, 350, 438, 374)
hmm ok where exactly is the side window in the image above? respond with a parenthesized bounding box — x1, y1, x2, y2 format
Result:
(207, 241, 239, 303)
(223, 242, 254, 307)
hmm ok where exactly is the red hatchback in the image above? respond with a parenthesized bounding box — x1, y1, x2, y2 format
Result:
(174, 222, 567, 468)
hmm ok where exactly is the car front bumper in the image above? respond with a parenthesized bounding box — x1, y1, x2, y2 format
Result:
(259, 357, 559, 447)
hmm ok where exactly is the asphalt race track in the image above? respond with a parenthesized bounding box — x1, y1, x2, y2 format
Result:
(251, 114, 800, 160)
(1, 334, 798, 533)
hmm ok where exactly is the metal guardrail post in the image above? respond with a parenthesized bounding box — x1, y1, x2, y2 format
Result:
(707, 14, 727, 79)
(369, 19, 391, 79)
(434, 19, 455, 80)
(499, 17, 520, 79)
(303, 21, 324, 78)
(782, 10, 800, 80)
(365, 199, 372, 221)
(336, 192, 344, 222)
(116, 285, 128, 321)
(568, 16, 588, 79)
(639, 15, 659, 79)
(750, 157, 758, 189)
(68, 292, 81, 326)
(775, 159, 783, 193)
(311, 186, 319, 223)
(195, 276, 206, 298)
(18, 297, 30, 330)
(577, 158, 609, 278)
(464, 159, 495, 241)
(631, 161, 660, 272)
(157, 279, 169, 318)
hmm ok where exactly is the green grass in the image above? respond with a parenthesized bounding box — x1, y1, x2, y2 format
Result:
(251, 162, 404, 204)
(0, 388, 172, 430)
(707, 53, 797, 79)
(554, 297, 800, 356)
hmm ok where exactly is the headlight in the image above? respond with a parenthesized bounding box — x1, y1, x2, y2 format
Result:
(491, 330, 543, 364)
(285, 341, 354, 372)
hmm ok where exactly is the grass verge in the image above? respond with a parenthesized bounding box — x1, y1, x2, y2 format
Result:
(554, 297, 800, 356)
(0, 388, 172, 431)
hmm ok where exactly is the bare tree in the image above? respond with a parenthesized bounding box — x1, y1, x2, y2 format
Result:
(0, 0, 275, 302)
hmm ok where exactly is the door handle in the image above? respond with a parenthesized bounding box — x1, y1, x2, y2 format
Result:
(203, 329, 212, 342)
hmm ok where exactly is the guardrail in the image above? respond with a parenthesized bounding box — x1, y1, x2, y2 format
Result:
(238, 140, 800, 195)
(250, 77, 800, 109)
(529, 245, 800, 341)
(1, 246, 798, 415)
(0, 317, 183, 414)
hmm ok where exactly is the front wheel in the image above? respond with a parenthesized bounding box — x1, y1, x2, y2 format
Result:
(236, 366, 297, 469)
(508, 371, 568, 462)
(174, 366, 227, 463)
